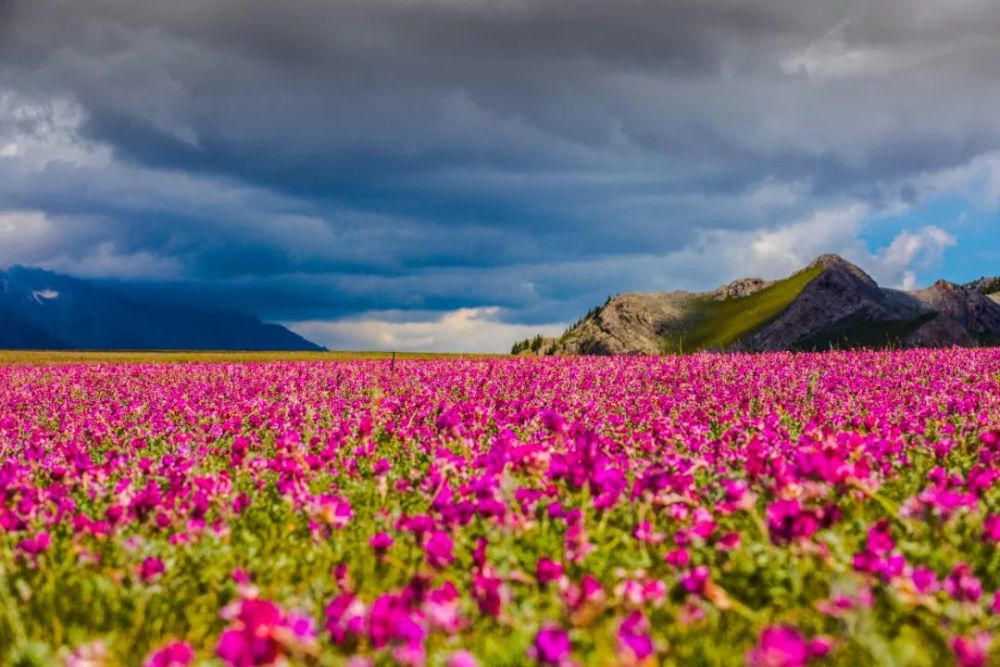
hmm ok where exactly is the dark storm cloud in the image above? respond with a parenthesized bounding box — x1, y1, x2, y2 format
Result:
(1, 0, 999, 340)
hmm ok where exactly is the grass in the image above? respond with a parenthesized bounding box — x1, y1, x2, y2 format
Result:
(659, 265, 823, 352)
(0, 350, 491, 365)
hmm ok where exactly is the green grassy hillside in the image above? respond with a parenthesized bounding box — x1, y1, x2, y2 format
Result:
(660, 265, 823, 352)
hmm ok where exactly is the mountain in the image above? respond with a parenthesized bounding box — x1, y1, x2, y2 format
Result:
(966, 275, 1000, 298)
(514, 255, 1000, 355)
(0, 266, 324, 351)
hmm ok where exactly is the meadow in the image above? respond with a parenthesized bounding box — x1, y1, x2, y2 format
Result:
(0, 349, 998, 666)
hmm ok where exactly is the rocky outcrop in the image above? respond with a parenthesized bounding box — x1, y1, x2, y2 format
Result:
(711, 278, 773, 301)
(965, 276, 1000, 296)
(514, 254, 1000, 355)
(554, 291, 692, 355)
(908, 280, 1000, 345)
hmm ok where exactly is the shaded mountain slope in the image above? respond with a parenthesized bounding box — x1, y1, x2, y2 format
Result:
(0, 266, 323, 351)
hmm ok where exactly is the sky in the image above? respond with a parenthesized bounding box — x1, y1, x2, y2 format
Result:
(0, 0, 998, 352)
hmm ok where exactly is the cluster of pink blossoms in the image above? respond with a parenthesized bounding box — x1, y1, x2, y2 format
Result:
(0, 348, 997, 665)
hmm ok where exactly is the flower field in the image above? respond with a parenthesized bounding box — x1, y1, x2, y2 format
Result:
(1, 350, 999, 666)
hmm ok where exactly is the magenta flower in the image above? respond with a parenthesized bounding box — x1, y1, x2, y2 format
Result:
(681, 565, 710, 595)
(866, 519, 894, 555)
(369, 532, 394, 555)
(910, 567, 939, 594)
(17, 531, 50, 557)
(983, 514, 1000, 542)
(665, 547, 691, 568)
(231, 568, 251, 584)
(143, 641, 194, 667)
(945, 564, 983, 603)
(317, 495, 353, 528)
(618, 611, 654, 662)
(952, 632, 991, 667)
(472, 573, 507, 618)
(425, 581, 462, 634)
(216, 598, 315, 666)
(746, 625, 831, 667)
(139, 556, 166, 582)
(531, 624, 571, 665)
(766, 500, 818, 544)
(536, 558, 563, 586)
(325, 593, 367, 645)
(424, 531, 454, 568)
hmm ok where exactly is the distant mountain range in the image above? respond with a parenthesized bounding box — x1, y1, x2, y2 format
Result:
(0, 266, 323, 351)
(513, 255, 1000, 355)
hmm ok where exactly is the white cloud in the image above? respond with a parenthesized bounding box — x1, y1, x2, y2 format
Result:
(0, 210, 64, 265)
(869, 225, 957, 289)
(0, 91, 111, 169)
(0, 210, 183, 279)
(641, 203, 955, 291)
(902, 151, 1000, 210)
(652, 203, 871, 283)
(286, 307, 566, 353)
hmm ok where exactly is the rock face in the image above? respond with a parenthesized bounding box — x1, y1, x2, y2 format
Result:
(908, 280, 1000, 346)
(966, 276, 1000, 296)
(711, 278, 773, 301)
(746, 255, 899, 351)
(0, 266, 325, 351)
(516, 255, 1000, 355)
(554, 291, 692, 355)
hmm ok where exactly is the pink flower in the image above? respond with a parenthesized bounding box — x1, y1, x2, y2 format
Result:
(231, 568, 252, 584)
(633, 521, 665, 545)
(139, 556, 166, 582)
(952, 632, 991, 667)
(717, 531, 742, 551)
(911, 567, 939, 594)
(665, 547, 690, 568)
(766, 500, 818, 544)
(447, 650, 478, 667)
(983, 515, 1000, 542)
(746, 625, 831, 667)
(618, 611, 654, 662)
(370, 532, 394, 555)
(472, 573, 508, 618)
(318, 495, 353, 528)
(325, 593, 367, 645)
(531, 624, 571, 665)
(143, 641, 194, 667)
(425, 582, 462, 633)
(216, 598, 315, 666)
(681, 565, 710, 595)
(945, 564, 983, 603)
(691, 508, 717, 540)
(866, 520, 894, 555)
(17, 531, 51, 557)
(562, 575, 604, 611)
(536, 558, 563, 586)
(425, 531, 454, 568)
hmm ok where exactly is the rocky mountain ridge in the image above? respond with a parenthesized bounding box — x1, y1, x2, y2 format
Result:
(514, 256, 1000, 355)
